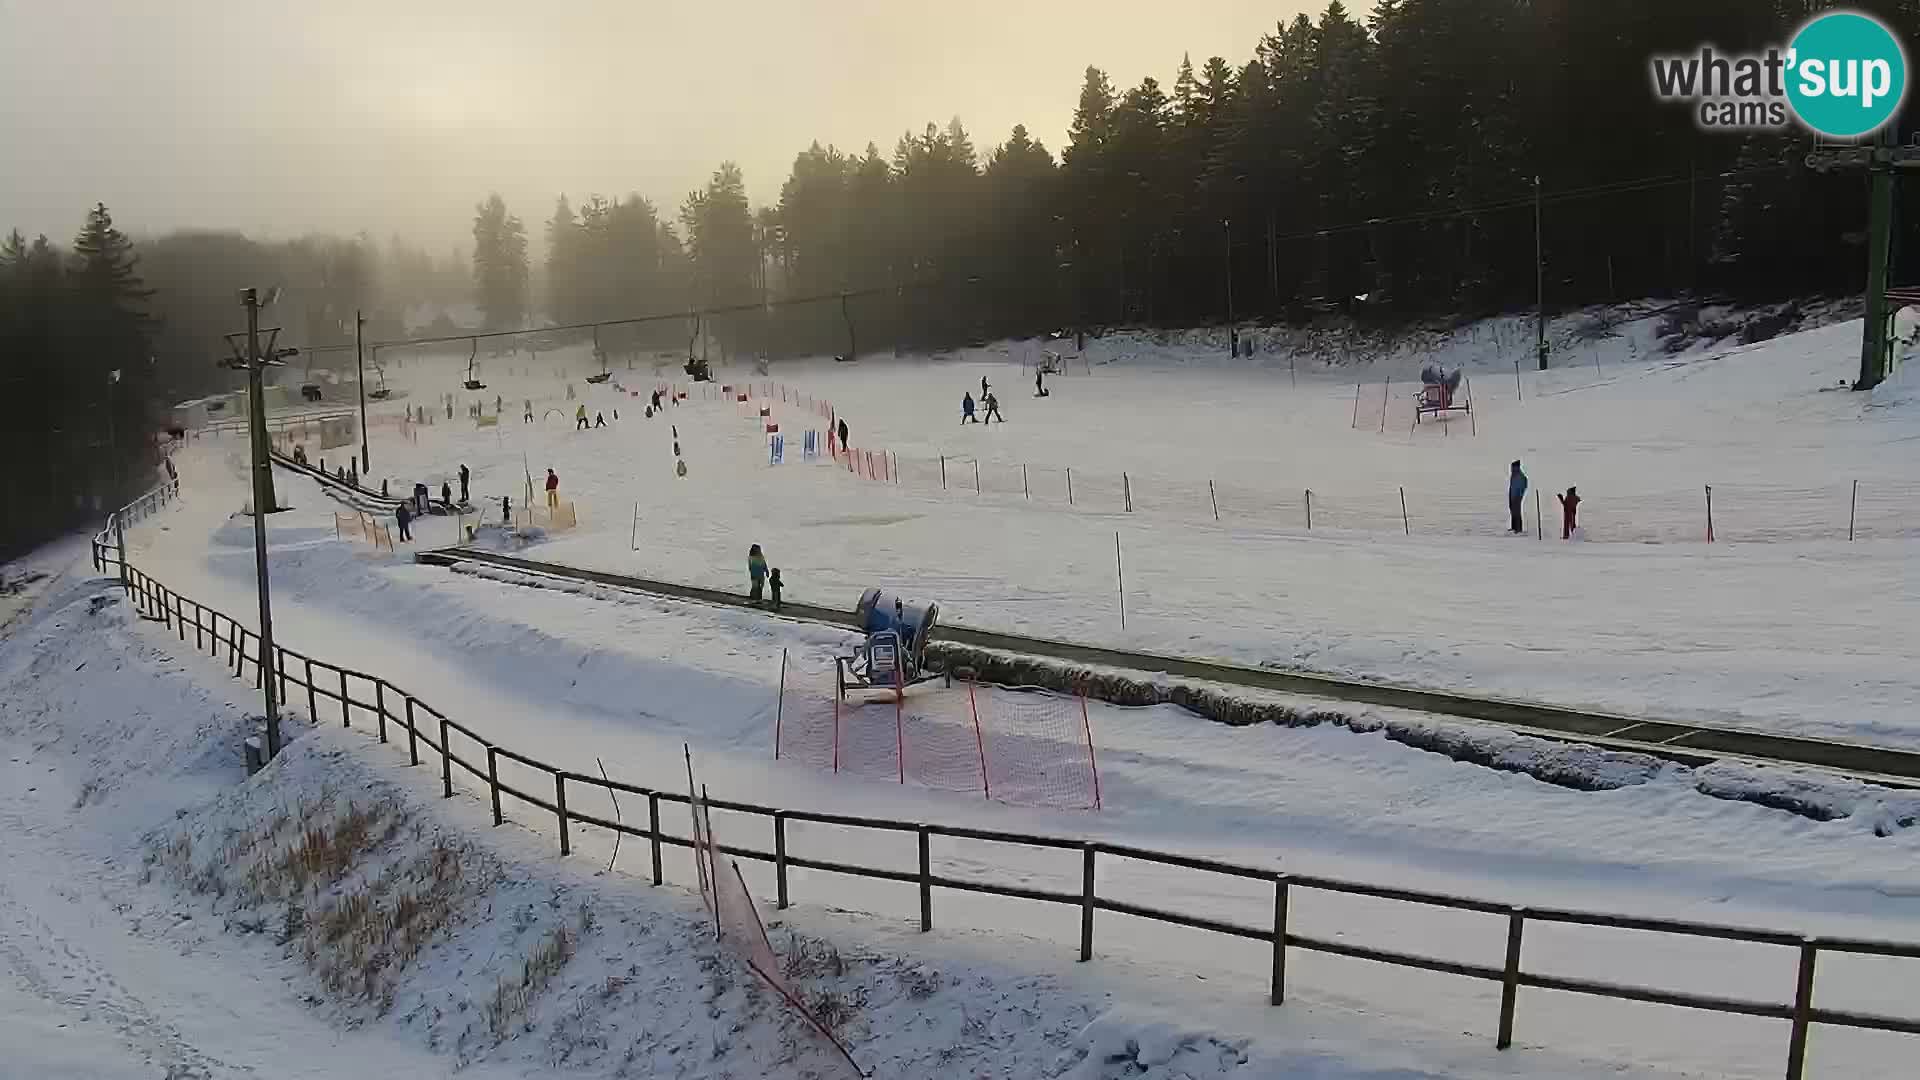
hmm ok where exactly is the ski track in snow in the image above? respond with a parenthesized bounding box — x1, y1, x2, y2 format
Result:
(0, 557, 1724, 1079)
(12, 311, 1918, 1078)
(0, 869, 235, 1080)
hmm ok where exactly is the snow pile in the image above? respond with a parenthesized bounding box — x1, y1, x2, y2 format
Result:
(466, 522, 549, 550)
(1869, 340, 1920, 408)
(930, 639, 1920, 826)
(1694, 762, 1920, 835)
(1055, 1012, 1250, 1078)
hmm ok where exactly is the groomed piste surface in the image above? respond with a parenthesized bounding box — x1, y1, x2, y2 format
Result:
(109, 308, 1920, 1075)
(275, 309, 1920, 749)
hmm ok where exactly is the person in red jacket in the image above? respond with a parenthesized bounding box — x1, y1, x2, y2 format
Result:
(545, 468, 560, 510)
(1557, 486, 1581, 539)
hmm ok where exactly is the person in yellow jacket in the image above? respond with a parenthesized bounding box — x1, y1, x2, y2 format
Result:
(575, 404, 589, 430)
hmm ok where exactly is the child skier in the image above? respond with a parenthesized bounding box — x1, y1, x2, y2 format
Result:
(1557, 486, 1581, 539)
(747, 544, 768, 604)
(961, 392, 977, 423)
(395, 500, 412, 542)
(575, 404, 589, 430)
(983, 392, 1004, 423)
(768, 567, 783, 612)
(545, 468, 560, 509)
(1507, 461, 1527, 535)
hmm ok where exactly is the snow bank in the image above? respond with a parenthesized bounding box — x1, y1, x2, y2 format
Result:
(3, 576, 1685, 1079)
(933, 640, 1917, 828)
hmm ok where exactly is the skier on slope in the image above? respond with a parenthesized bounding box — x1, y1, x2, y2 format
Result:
(1507, 461, 1527, 535)
(1557, 486, 1581, 540)
(747, 544, 769, 604)
(545, 468, 560, 509)
(459, 464, 470, 504)
(983, 392, 1004, 423)
(961, 392, 977, 423)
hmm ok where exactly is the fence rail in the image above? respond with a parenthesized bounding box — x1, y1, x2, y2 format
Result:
(734, 378, 1920, 545)
(84, 486, 1920, 1080)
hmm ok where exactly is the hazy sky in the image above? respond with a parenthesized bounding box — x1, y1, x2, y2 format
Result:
(0, 1, 1314, 253)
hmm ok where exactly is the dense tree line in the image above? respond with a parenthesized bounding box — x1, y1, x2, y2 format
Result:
(1, 206, 157, 559)
(10, 0, 1920, 561)
(0, 207, 476, 559)
(477, 0, 1920, 362)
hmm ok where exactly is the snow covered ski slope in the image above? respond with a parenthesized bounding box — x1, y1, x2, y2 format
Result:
(276, 311, 1920, 750)
(104, 357, 1920, 1074)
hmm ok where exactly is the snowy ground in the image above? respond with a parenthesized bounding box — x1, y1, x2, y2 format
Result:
(283, 312, 1920, 749)
(88, 432, 1920, 1077)
(1, 542, 1782, 1080)
(8, 307, 1913, 1077)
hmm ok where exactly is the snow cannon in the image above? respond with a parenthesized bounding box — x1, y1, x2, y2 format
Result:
(837, 589, 948, 701)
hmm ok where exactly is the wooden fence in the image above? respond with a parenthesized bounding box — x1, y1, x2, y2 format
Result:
(88, 492, 1920, 1080)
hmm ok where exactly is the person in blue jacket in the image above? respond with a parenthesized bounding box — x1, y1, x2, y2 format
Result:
(1508, 461, 1528, 534)
(748, 544, 768, 604)
(961, 392, 977, 423)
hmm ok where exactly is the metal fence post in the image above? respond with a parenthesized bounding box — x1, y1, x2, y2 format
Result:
(404, 698, 419, 766)
(918, 827, 932, 932)
(1497, 907, 1525, 1049)
(648, 793, 663, 886)
(1079, 843, 1096, 962)
(374, 681, 388, 743)
(193, 602, 203, 650)
(305, 659, 317, 723)
(555, 773, 570, 856)
(1785, 939, 1819, 1080)
(774, 812, 789, 910)
(440, 718, 453, 798)
(339, 670, 350, 727)
(487, 746, 502, 825)
(1271, 874, 1290, 1005)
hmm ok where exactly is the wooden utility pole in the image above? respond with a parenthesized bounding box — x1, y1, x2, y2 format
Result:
(355, 310, 370, 473)
(1534, 176, 1548, 371)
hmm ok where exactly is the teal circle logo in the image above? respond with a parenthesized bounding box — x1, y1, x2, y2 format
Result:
(1786, 11, 1908, 138)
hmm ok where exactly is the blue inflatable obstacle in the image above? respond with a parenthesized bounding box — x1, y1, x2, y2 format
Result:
(836, 589, 949, 701)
